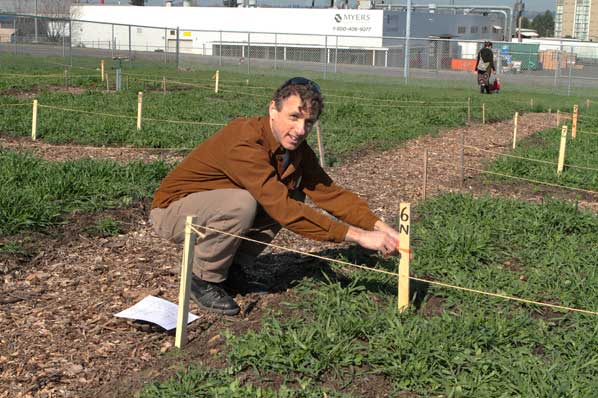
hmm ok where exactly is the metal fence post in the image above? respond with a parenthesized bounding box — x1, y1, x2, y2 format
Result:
(68, 19, 72, 66)
(274, 33, 277, 70)
(404, 0, 412, 83)
(553, 48, 559, 87)
(335, 35, 338, 73)
(324, 35, 328, 80)
(219, 30, 223, 66)
(247, 32, 251, 74)
(128, 25, 132, 60)
(176, 26, 180, 69)
(111, 24, 115, 58)
(567, 46, 573, 96)
(13, 17, 17, 55)
(164, 28, 167, 64)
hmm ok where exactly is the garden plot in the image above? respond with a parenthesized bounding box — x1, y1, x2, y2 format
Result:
(1, 55, 597, 397)
(4, 108, 596, 397)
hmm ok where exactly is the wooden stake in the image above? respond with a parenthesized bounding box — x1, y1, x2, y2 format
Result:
(162, 76, 166, 94)
(245, 79, 249, 86)
(557, 125, 568, 176)
(175, 216, 197, 349)
(586, 98, 590, 110)
(31, 99, 38, 141)
(64, 68, 68, 88)
(530, 98, 534, 109)
(214, 70, 220, 93)
(513, 112, 519, 149)
(422, 149, 428, 201)
(482, 103, 486, 125)
(315, 121, 325, 168)
(467, 97, 471, 124)
(556, 110, 560, 127)
(105, 72, 109, 92)
(572, 104, 578, 139)
(137, 91, 143, 130)
(100, 60, 105, 81)
(459, 131, 464, 187)
(398, 203, 411, 313)
(548, 108, 551, 114)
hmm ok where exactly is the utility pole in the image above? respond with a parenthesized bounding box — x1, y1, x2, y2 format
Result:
(514, 0, 525, 42)
(34, 0, 38, 43)
(403, 0, 411, 83)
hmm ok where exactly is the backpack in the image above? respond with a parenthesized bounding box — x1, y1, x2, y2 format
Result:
(477, 58, 490, 72)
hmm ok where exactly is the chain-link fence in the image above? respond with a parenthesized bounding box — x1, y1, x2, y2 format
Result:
(2, 13, 598, 95)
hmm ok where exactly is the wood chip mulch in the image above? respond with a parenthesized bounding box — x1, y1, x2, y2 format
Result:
(1, 112, 596, 398)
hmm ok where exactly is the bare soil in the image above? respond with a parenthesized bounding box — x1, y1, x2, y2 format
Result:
(1, 112, 596, 398)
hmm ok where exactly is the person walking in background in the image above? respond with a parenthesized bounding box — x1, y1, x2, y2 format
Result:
(475, 41, 496, 94)
(150, 77, 402, 316)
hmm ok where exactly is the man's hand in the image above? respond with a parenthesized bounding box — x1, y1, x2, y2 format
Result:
(345, 225, 397, 256)
(344, 221, 414, 259)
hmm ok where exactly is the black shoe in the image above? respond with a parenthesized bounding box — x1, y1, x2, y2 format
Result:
(190, 276, 240, 315)
(223, 263, 270, 295)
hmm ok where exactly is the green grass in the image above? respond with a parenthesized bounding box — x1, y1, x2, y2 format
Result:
(143, 194, 598, 397)
(486, 125, 598, 191)
(0, 150, 171, 236)
(0, 53, 587, 163)
(140, 365, 349, 398)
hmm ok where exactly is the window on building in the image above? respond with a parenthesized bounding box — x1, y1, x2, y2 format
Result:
(574, 0, 590, 40)
(458, 26, 466, 34)
(482, 26, 488, 33)
(555, 5, 563, 37)
(470, 26, 478, 34)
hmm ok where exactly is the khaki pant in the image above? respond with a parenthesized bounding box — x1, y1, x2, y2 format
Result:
(150, 189, 289, 283)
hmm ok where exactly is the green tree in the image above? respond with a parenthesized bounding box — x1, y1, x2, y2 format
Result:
(519, 16, 531, 29)
(532, 11, 555, 37)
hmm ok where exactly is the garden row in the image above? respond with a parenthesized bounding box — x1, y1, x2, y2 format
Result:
(141, 194, 598, 397)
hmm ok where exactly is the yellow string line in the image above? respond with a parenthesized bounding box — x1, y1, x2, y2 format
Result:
(189, 224, 398, 277)
(143, 116, 225, 127)
(432, 158, 598, 195)
(38, 104, 135, 120)
(37, 104, 227, 127)
(1, 73, 64, 78)
(0, 103, 29, 108)
(189, 224, 598, 316)
(136, 75, 467, 104)
(577, 130, 598, 136)
(0, 139, 193, 153)
(467, 167, 598, 195)
(216, 87, 467, 108)
(464, 145, 598, 173)
(579, 114, 598, 121)
(407, 276, 598, 316)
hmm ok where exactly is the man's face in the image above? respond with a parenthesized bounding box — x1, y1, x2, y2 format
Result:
(269, 95, 318, 151)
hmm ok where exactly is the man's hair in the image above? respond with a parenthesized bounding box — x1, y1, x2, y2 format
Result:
(484, 41, 493, 48)
(271, 77, 323, 120)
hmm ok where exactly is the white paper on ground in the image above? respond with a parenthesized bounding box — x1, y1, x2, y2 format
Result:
(114, 295, 198, 331)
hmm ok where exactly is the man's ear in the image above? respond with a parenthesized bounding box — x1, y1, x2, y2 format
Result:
(268, 100, 277, 118)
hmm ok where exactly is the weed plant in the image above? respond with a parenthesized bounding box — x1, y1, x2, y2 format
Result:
(145, 194, 598, 397)
(140, 365, 348, 398)
(84, 217, 123, 237)
(0, 150, 171, 236)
